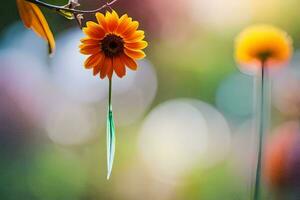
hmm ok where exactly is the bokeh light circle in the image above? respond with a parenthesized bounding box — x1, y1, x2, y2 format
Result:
(138, 99, 231, 183)
(216, 72, 254, 121)
(45, 101, 99, 146)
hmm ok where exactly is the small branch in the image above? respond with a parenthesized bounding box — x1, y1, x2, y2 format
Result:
(25, 0, 118, 14)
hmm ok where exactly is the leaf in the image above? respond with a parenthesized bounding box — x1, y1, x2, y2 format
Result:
(106, 106, 115, 180)
(57, 9, 75, 20)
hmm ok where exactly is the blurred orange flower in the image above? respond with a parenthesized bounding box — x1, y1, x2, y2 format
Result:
(264, 122, 299, 188)
(235, 25, 292, 67)
(79, 10, 148, 79)
(16, 0, 55, 54)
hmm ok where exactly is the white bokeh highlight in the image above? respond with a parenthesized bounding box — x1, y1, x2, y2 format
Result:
(138, 99, 231, 183)
(189, 0, 252, 30)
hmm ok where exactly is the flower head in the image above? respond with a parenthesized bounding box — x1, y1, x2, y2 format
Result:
(79, 10, 148, 79)
(16, 0, 55, 54)
(235, 25, 292, 67)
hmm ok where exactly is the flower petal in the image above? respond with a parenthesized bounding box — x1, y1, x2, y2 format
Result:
(124, 48, 146, 59)
(124, 30, 145, 42)
(83, 21, 105, 40)
(100, 57, 112, 79)
(96, 12, 109, 32)
(122, 21, 139, 38)
(125, 41, 148, 50)
(107, 10, 119, 33)
(107, 66, 114, 79)
(93, 54, 105, 75)
(27, 2, 56, 54)
(16, 0, 32, 28)
(80, 37, 99, 45)
(120, 54, 138, 70)
(113, 56, 126, 78)
(116, 14, 132, 35)
(80, 44, 100, 55)
(84, 52, 103, 68)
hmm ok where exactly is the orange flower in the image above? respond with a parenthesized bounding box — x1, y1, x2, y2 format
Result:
(79, 11, 148, 79)
(16, 0, 55, 54)
(235, 25, 292, 67)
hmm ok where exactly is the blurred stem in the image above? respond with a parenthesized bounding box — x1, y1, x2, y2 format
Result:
(253, 61, 269, 200)
(25, 0, 118, 14)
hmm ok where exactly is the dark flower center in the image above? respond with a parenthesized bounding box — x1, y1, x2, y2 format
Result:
(101, 34, 124, 57)
(257, 50, 274, 61)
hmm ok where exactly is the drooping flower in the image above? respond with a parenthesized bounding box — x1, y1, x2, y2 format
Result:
(16, 0, 55, 54)
(79, 10, 148, 79)
(235, 25, 292, 67)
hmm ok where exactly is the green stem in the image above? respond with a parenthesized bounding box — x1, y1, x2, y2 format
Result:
(25, 0, 118, 14)
(253, 61, 268, 200)
(106, 78, 115, 180)
(108, 78, 112, 112)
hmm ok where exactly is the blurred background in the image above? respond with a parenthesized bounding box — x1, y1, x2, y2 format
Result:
(1, 0, 300, 199)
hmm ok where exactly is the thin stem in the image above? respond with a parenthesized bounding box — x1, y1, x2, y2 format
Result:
(253, 61, 267, 200)
(108, 78, 112, 112)
(25, 0, 118, 14)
